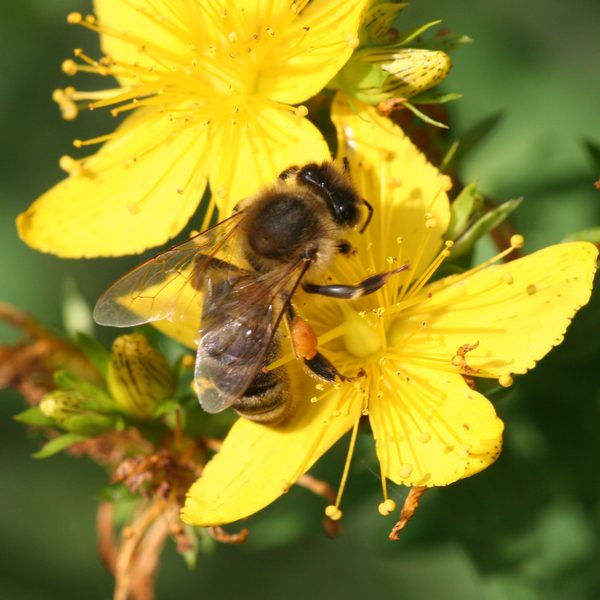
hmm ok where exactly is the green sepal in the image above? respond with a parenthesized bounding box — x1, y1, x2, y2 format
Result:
(153, 400, 181, 418)
(395, 20, 442, 46)
(416, 33, 472, 53)
(14, 406, 56, 427)
(402, 100, 448, 128)
(562, 227, 600, 244)
(453, 112, 504, 165)
(76, 332, 110, 378)
(446, 183, 482, 241)
(451, 197, 523, 258)
(583, 138, 600, 171)
(410, 91, 462, 105)
(181, 525, 201, 570)
(32, 433, 88, 459)
(53, 370, 121, 413)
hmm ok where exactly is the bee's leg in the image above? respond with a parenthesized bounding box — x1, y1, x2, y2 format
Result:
(302, 264, 409, 300)
(304, 353, 366, 383)
(337, 240, 353, 255)
(191, 254, 248, 290)
(278, 165, 300, 181)
(285, 305, 364, 383)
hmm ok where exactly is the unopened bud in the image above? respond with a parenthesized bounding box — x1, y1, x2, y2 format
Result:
(331, 47, 451, 105)
(107, 334, 175, 419)
(40, 389, 116, 435)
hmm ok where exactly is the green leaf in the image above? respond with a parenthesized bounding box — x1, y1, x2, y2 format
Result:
(62, 277, 94, 339)
(32, 433, 88, 458)
(402, 100, 448, 128)
(14, 406, 56, 427)
(76, 332, 110, 378)
(446, 182, 482, 240)
(451, 197, 523, 257)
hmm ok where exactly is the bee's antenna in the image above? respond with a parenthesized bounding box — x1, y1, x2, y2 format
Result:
(359, 198, 373, 234)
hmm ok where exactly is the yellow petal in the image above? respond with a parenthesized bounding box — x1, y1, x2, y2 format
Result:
(370, 362, 503, 486)
(207, 100, 330, 215)
(331, 93, 450, 278)
(181, 375, 359, 526)
(393, 242, 598, 377)
(260, 0, 370, 104)
(94, 0, 196, 82)
(18, 106, 208, 257)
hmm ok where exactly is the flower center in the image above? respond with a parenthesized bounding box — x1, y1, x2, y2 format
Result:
(340, 305, 383, 358)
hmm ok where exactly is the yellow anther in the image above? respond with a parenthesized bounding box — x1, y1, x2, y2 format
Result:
(325, 505, 342, 520)
(499, 374, 513, 388)
(61, 59, 78, 76)
(451, 355, 465, 368)
(440, 174, 453, 191)
(67, 12, 83, 24)
(502, 272, 514, 285)
(346, 34, 360, 48)
(58, 155, 84, 176)
(378, 498, 397, 515)
(294, 105, 308, 117)
(526, 284, 537, 296)
(510, 234, 525, 249)
(228, 31, 238, 43)
(181, 354, 195, 369)
(419, 432, 432, 443)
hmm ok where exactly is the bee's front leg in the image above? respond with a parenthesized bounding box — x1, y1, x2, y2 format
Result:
(302, 264, 409, 300)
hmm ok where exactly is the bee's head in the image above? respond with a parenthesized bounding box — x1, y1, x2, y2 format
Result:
(292, 162, 367, 231)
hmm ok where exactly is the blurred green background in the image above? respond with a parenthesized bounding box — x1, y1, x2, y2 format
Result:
(2, 1, 600, 598)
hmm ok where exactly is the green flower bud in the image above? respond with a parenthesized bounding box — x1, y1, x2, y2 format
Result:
(40, 389, 116, 436)
(362, 1, 408, 43)
(107, 334, 175, 419)
(333, 47, 451, 105)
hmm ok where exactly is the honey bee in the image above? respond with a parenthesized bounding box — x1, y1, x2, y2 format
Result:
(94, 162, 407, 424)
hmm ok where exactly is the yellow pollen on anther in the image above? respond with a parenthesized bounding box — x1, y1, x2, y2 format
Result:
(526, 284, 537, 295)
(499, 374, 513, 387)
(419, 432, 432, 443)
(502, 272, 514, 285)
(228, 31, 238, 43)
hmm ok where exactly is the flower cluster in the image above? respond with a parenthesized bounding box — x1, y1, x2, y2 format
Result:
(10, 1, 598, 597)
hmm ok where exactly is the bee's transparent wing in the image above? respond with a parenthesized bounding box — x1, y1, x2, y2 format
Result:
(93, 213, 245, 327)
(193, 261, 308, 414)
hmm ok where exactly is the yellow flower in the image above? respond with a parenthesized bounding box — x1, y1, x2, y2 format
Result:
(180, 95, 598, 527)
(18, 0, 368, 257)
